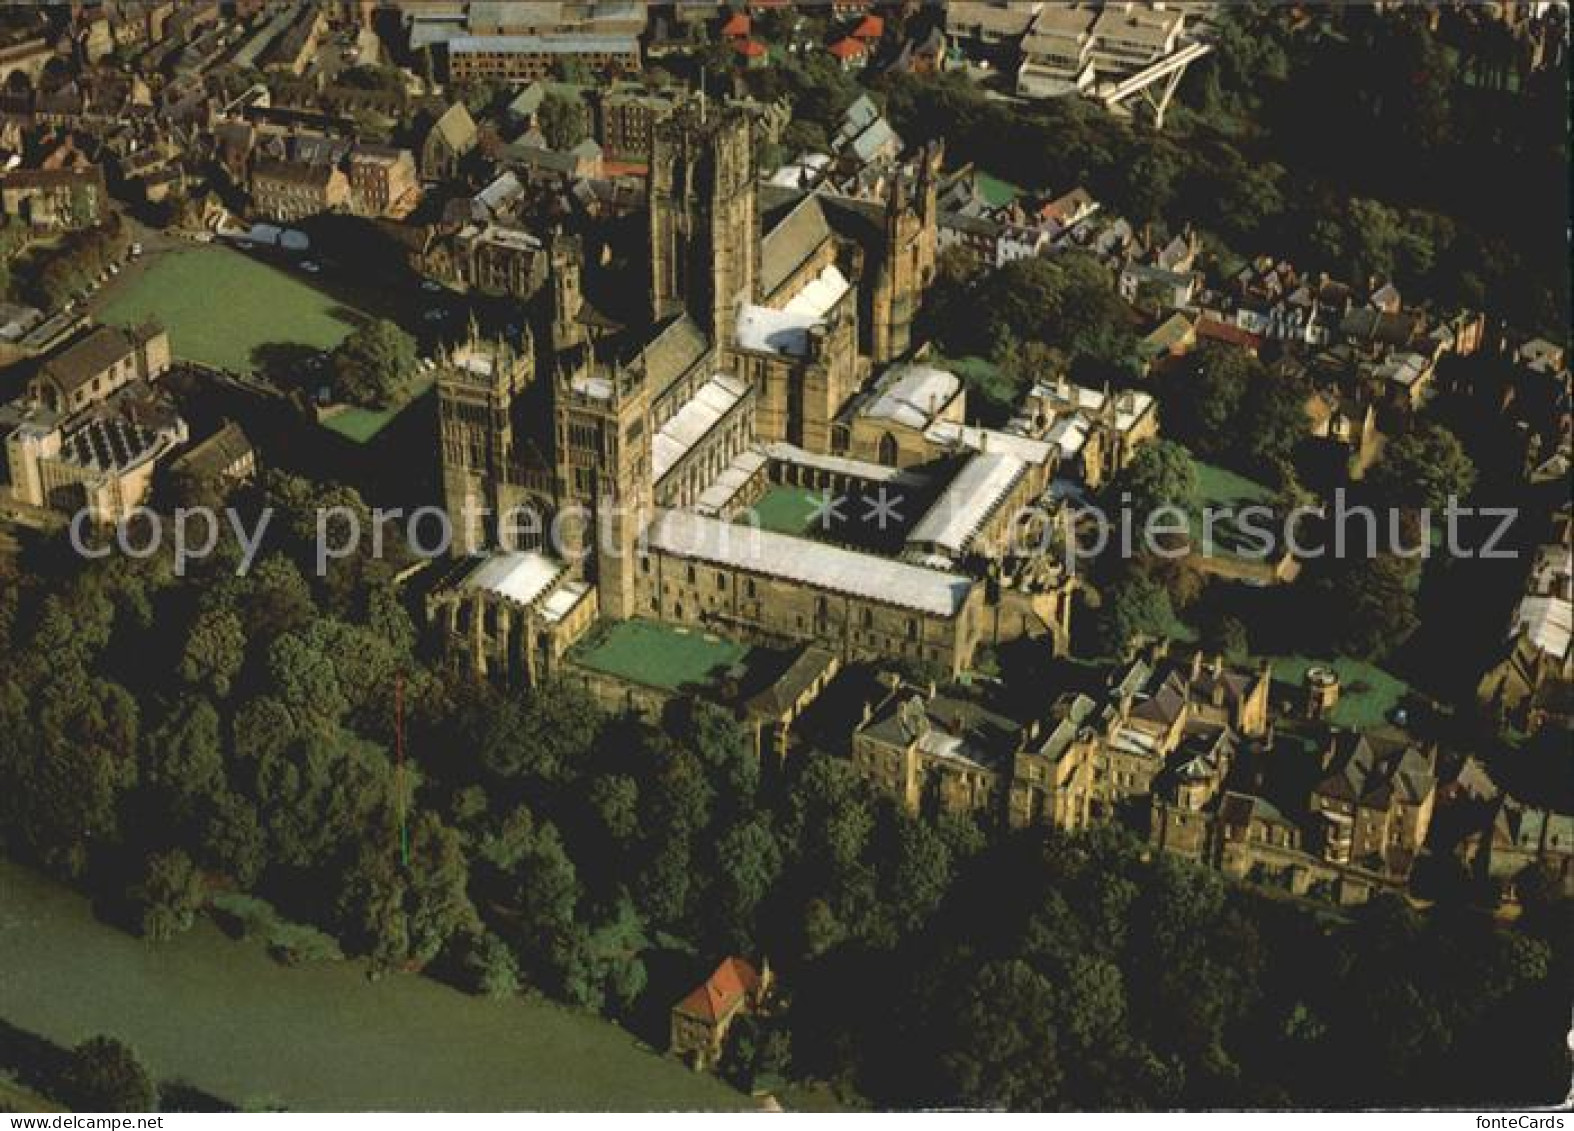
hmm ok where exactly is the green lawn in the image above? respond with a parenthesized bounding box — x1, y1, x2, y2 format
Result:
(1192, 460, 1278, 559)
(1268, 655, 1410, 729)
(1196, 460, 1276, 508)
(571, 618, 751, 691)
(745, 485, 825, 536)
(97, 245, 361, 372)
(976, 172, 1022, 208)
(321, 372, 436, 444)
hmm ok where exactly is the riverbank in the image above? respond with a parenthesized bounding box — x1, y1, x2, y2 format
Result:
(0, 860, 747, 1111)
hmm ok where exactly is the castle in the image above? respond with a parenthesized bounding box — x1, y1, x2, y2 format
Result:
(429, 101, 1074, 685)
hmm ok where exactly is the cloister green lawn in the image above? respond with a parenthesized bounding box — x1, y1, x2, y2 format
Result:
(746, 484, 825, 536)
(571, 618, 751, 691)
(97, 245, 361, 372)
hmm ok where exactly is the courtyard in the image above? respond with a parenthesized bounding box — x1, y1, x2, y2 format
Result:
(570, 618, 752, 692)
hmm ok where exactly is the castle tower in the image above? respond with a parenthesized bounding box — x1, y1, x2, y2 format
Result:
(553, 357, 651, 621)
(871, 143, 940, 364)
(436, 326, 534, 553)
(648, 101, 759, 352)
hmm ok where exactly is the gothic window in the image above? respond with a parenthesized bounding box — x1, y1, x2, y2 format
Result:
(878, 432, 898, 467)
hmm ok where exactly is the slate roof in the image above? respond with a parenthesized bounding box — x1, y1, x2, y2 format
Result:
(1316, 732, 1435, 810)
(759, 192, 833, 300)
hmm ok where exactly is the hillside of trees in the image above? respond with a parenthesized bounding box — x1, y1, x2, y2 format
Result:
(0, 469, 1566, 1109)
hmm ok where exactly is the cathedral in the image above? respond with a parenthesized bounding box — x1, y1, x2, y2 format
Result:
(429, 99, 1073, 686)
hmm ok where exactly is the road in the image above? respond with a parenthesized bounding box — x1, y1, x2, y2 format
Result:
(0, 861, 747, 1111)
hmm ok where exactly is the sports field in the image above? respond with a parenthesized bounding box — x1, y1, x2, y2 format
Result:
(97, 245, 361, 372)
(571, 618, 750, 691)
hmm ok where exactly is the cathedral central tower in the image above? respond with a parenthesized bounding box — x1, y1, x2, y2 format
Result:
(648, 100, 759, 353)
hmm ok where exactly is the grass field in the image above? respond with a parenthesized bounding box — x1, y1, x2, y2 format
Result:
(97, 246, 362, 372)
(320, 373, 436, 444)
(1268, 655, 1409, 729)
(746, 485, 825, 536)
(571, 618, 750, 691)
(1192, 460, 1278, 559)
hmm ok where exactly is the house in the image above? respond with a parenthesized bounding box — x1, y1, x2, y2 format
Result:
(422, 102, 479, 180)
(1304, 387, 1379, 478)
(852, 686, 1020, 819)
(1477, 799, 1574, 901)
(250, 158, 350, 222)
(0, 166, 107, 230)
(670, 957, 772, 1070)
(1137, 312, 1195, 373)
(26, 323, 172, 416)
(346, 145, 419, 218)
(1010, 376, 1158, 488)
(1309, 731, 1437, 881)
(168, 420, 257, 487)
(827, 35, 868, 70)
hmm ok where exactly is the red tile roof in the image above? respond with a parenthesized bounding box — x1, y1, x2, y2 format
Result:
(1194, 317, 1263, 352)
(721, 11, 750, 38)
(675, 957, 760, 1024)
(851, 13, 884, 40)
(828, 36, 867, 59)
(734, 37, 767, 57)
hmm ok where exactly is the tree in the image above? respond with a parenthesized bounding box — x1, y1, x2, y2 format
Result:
(1112, 440, 1200, 524)
(538, 90, 588, 151)
(1164, 345, 1254, 459)
(1368, 422, 1477, 514)
(447, 929, 521, 998)
(1201, 613, 1250, 662)
(1318, 554, 1418, 660)
(127, 850, 206, 941)
(712, 816, 782, 944)
(973, 253, 1136, 374)
(1236, 369, 1310, 483)
(331, 319, 417, 408)
(938, 960, 1065, 1109)
(58, 1036, 157, 1112)
(1096, 572, 1176, 657)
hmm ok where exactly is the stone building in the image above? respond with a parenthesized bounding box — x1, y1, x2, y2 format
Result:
(27, 323, 172, 416)
(425, 550, 597, 684)
(429, 101, 1071, 682)
(422, 102, 479, 180)
(853, 687, 1018, 819)
(346, 144, 419, 218)
(0, 166, 107, 230)
(1309, 731, 1437, 880)
(3, 322, 183, 524)
(670, 957, 771, 1071)
(250, 158, 350, 222)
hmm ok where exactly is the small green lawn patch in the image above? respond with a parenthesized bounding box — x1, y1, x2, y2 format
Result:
(98, 245, 361, 372)
(321, 372, 435, 444)
(570, 618, 750, 691)
(976, 172, 1022, 209)
(1268, 655, 1410, 730)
